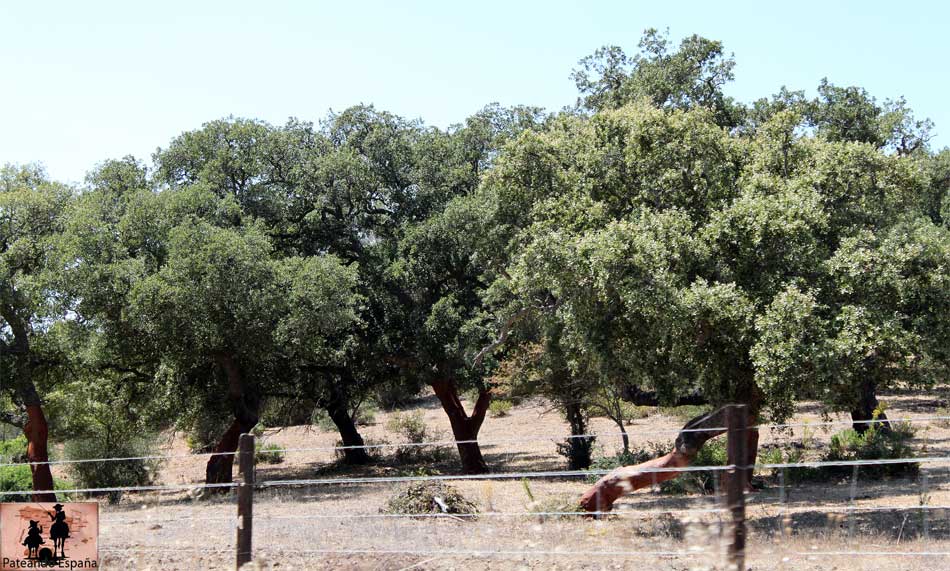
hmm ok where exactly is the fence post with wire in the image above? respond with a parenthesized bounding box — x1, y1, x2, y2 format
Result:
(0, 413, 948, 567)
(236, 432, 256, 569)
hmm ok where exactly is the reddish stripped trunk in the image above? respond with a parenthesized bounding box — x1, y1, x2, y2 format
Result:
(4, 307, 56, 502)
(580, 406, 760, 512)
(24, 405, 56, 502)
(205, 353, 259, 486)
(431, 379, 491, 474)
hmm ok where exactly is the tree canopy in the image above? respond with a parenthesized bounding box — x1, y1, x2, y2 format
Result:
(2, 29, 949, 492)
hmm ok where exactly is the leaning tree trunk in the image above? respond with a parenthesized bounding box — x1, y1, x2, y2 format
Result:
(851, 378, 890, 434)
(431, 379, 490, 474)
(323, 380, 371, 465)
(205, 353, 260, 486)
(580, 406, 760, 512)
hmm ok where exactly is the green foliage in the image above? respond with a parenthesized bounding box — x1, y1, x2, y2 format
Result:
(5, 36, 950, 495)
(0, 436, 29, 463)
(572, 29, 740, 126)
(65, 417, 161, 503)
(0, 465, 72, 503)
(384, 481, 478, 516)
(260, 398, 319, 428)
(255, 442, 285, 465)
(46, 375, 163, 504)
(759, 424, 919, 484)
(64, 434, 160, 504)
(311, 408, 337, 432)
(178, 399, 233, 454)
(556, 435, 596, 470)
(755, 446, 822, 483)
(488, 399, 513, 417)
(385, 411, 450, 464)
(825, 424, 918, 480)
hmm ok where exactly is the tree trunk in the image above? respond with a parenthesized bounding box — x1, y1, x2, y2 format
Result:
(618, 421, 630, 454)
(563, 400, 594, 469)
(205, 354, 259, 486)
(580, 407, 736, 512)
(4, 306, 56, 502)
(323, 382, 371, 465)
(430, 379, 490, 474)
(24, 403, 56, 502)
(205, 418, 246, 485)
(851, 378, 890, 434)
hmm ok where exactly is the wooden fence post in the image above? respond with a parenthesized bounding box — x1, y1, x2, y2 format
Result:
(725, 404, 748, 571)
(236, 433, 255, 570)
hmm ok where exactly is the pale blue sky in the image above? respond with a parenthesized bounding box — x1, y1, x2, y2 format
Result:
(1, 0, 947, 183)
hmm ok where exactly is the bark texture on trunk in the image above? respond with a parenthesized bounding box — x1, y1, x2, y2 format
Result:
(563, 399, 594, 470)
(850, 379, 890, 434)
(6, 314, 56, 502)
(323, 381, 370, 465)
(205, 353, 259, 486)
(431, 379, 490, 474)
(579, 404, 761, 512)
(579, 407, 728, 512)
(24, 404, 56, 502)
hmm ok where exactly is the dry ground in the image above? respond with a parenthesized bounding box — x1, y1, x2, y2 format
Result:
(68, 389, 950, 570)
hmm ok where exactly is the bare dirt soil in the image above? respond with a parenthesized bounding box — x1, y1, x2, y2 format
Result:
(81, 390, 950, 570)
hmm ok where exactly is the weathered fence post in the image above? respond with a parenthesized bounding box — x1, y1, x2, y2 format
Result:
(724, 404, 748, 571)
(236, 433, 255, 570)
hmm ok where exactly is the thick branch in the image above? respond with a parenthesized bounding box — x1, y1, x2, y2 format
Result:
(0, 411, 26, 429)
(472, 307, 532, 369)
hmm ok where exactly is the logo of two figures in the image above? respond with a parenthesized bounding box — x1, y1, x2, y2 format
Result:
(22, 504, 70, 561)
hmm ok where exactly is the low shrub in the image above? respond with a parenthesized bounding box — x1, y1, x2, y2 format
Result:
(556, 435, 597, 470)
(488, 400, 513, 417)
(0, 465, 72, 502)
(660, 439, 727, 495)
(0, 436, 29, 463)
(824, 423, 918, 480)
(374, 379, 425, 410)
(754, 423, 917, 484)
(65, 433, 161, 504)
(384, 480, 478, 516)
(255, 442, 285, 465)
(386, 411, 451, 464)
(758, 446, 824, 483)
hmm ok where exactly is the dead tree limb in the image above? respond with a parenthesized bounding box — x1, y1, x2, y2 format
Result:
(471, 307, 532, 369)
(579, 407, 731, 512)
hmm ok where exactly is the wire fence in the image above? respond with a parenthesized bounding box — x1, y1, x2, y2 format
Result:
(3, 412, 944, 469)
(5, 408, 950, 569)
